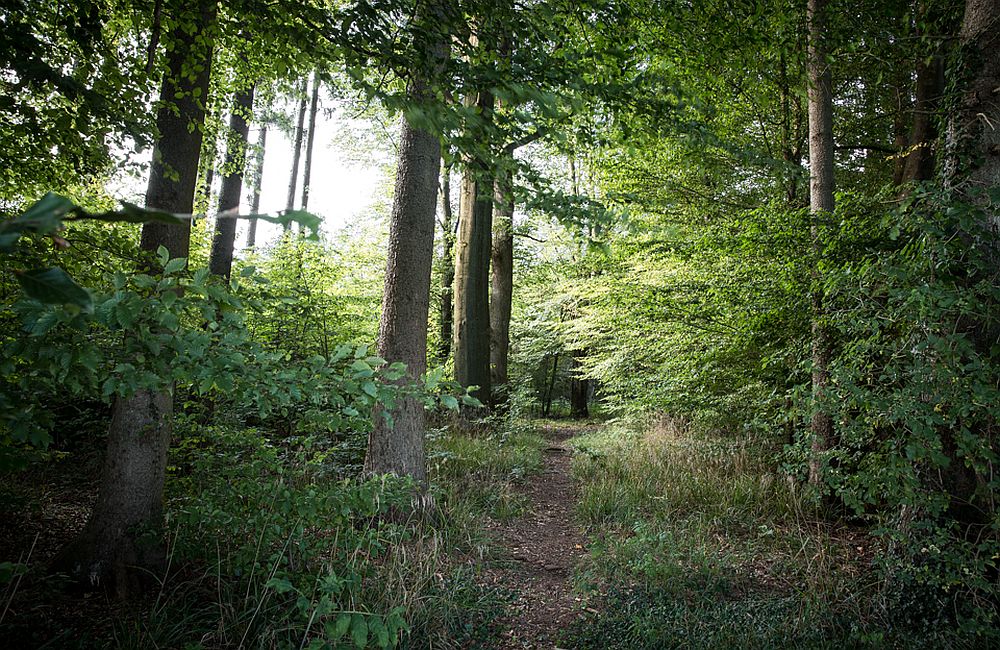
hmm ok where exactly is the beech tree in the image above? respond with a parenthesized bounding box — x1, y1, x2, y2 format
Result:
(52, 0, 217, 595)
(452, 86, 496, 406)
(284, 77, 308, 228)
(489, 162, 514, 398)
(437, 156, 457, 362)
(209, 82, 254, 279)
(246, 97, 270, 249)
(363, 4, 450, 484)
(806, 0, 835, 487)
(300, 71, 321, 211)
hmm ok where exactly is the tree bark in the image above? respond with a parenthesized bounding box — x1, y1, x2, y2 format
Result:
(246, 114, 268, 249)
(284, 77, 308, 229)
(139, 2, 215, 260)
(901, 57, 944, 184)
(53, 0, 216, 597)
(569, 351, 589, 419)
(489, 166, 514, 405)
(437, 157, 456, 362)
(543, 353, 559, 417)
(949, 0, 1000, 218)
(901, 5, 946, 188)
(300, 71, 321, 212)
(453, 88, 495, 406)
(807, 0, 835, 487)
(364, 15, 448, 484)
(210, 83, 254, 279)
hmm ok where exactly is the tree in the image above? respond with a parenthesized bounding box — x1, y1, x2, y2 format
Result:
(806, 0, 835, 487)
(209, 82, 255, 279)
(489, 161, 514, 400)
(452, 86, 495, 406)
(364, 5, 450, 485)
(437, 156, 456, 362)
(949, 0, 1000, 206)
(300, 71, 321, 211)
(52, 0, 217, 595)
(246, 98, 270, 250)
(284, 77, 308, 229)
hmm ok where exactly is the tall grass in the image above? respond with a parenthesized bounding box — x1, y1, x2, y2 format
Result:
(566, 416, 968, 649)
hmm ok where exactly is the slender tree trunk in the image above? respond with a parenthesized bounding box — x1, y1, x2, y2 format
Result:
(202, 163, 216, 213)
(453, 88, 495, 406)
(901, 7, 946, 187)
(543, 352, 559, 417)
(892, 73, 911, 186)
(246, 116, 267, 249)
(210, 83, 254, 279)
(437, 157, 456, 362)
(300, 71, 321, 212)
(807, 0, 835, 487)
(364, 15, 448, 485)
(284, 77, 308, 229)
(779, 51, 805, 204)
(489, 165, 514, 405)
(53, 0, 216, 596)
(569, 352, 589, 419)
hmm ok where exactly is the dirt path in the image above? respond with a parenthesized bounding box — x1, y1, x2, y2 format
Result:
(478, 424, 591, 649)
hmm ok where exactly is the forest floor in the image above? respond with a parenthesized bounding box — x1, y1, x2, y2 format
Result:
(476, 421, 595, 649)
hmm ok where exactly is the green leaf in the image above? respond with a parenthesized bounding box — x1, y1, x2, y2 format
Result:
(16, 267, 92, 310)
(369, 615, 389, 648)
(0, 193, 75, 251)
(329, 613, 352, 640)
(351, 614, 368, 648)
(163, 257, 186, 275)
(440, 395, 459, 410)
(362, 381, 378, 398)
(265, 576, 296, 593)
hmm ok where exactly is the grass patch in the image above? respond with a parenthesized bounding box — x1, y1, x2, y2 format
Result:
(565, 416, 983, 649)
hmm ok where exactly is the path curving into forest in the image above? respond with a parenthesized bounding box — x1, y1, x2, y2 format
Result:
(478, 423, 592, 649)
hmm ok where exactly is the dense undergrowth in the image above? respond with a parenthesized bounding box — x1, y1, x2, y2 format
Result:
(565, 416, 997, 649)
(0, 416, 544, 649)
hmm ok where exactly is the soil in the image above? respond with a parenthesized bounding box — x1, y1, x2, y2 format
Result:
(476, 423, 594, 649)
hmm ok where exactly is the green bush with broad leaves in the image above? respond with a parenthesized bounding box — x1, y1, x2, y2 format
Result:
(0, 194, 477, 471)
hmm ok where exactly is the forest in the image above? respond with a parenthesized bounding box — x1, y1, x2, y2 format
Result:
(0, 0, 998, 647)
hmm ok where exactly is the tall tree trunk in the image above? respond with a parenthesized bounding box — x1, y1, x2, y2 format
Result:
(543, 352, 559, 417)
(246, 115, 268, 249)
(569, 351, 589, 419)
(364, 16, 448, 485)
(779, 51, 805, 204)
(932, 0, 1000, 526)
(948, 0, 1000, 213)
(453, 88, 495, 406)
(807, 0, 835, 487)
(901, 5, 946, 187)
(53, 0, 216, 596)
(300, 71, 321, 211)
(437, 157, 456, 362)
(892, 72, 911, 186)
(489, 165, 514, 405)
(284, 77, 308, 229)
(210, 83, 254, 279)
